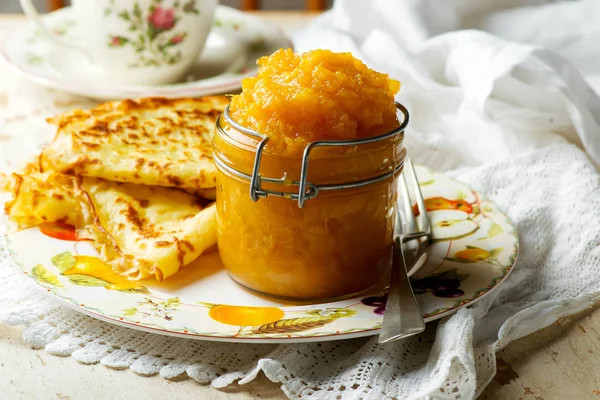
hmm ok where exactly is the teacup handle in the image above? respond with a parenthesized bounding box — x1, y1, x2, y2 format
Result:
(19, 0, 95, 63)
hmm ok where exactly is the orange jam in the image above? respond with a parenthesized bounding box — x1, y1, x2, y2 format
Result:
(214, 49, 405, 299)
(229, 49, 401, 155)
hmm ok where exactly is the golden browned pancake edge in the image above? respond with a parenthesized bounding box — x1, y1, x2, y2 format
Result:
(40, 96, 229, 192)
(74, 177, 217, 281)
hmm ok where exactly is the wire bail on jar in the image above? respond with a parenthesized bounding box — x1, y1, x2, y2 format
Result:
(215, 102, 410, 208)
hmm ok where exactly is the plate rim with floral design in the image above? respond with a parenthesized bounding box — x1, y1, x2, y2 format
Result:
(0, 5, 292, 100)
(2, 166, 519, 343)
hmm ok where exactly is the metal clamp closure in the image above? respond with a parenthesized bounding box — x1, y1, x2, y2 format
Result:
(216, 102, 409, 208)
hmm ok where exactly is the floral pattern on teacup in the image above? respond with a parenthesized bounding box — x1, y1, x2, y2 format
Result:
(105, 0, 201, 68)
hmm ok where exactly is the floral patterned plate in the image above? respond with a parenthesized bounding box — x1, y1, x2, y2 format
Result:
(0, 6, 291, 100)
(3, 166, 518, 343)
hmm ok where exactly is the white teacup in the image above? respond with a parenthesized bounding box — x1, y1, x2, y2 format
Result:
(20, 0, 219, 85)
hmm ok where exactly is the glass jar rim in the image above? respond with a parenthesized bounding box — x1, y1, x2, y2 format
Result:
(216, 102, 409, 155)
(214, 102, 409, 208)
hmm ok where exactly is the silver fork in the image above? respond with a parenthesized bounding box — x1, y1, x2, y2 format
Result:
(378, 159, 430, 344)
(400, 160, 432, 278)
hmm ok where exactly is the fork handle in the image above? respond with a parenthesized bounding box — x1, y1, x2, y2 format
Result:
(378, 236, 426, 343)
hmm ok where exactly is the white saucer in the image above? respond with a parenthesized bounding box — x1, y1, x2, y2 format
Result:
(1, 6, 291, 100)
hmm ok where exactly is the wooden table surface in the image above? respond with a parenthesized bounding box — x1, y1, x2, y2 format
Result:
(1, 11, 600, 400)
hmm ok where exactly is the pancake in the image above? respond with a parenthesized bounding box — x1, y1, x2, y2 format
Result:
(40, 96, 229, 193)
(2, 163, 82, 229)
(75, 177, 217, 281)
(2, 163, 218, 281)
(3, 96, 226, 281)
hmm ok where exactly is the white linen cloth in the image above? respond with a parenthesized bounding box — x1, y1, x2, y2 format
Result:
(2, 1, 600, 398)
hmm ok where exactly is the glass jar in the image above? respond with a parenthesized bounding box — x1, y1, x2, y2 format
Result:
(213, 105, 408, 300)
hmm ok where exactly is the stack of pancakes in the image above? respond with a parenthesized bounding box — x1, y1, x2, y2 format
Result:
(3, 96, 229, 281)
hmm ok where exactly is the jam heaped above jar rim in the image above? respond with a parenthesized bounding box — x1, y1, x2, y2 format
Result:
(228, 49, 402, 155)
